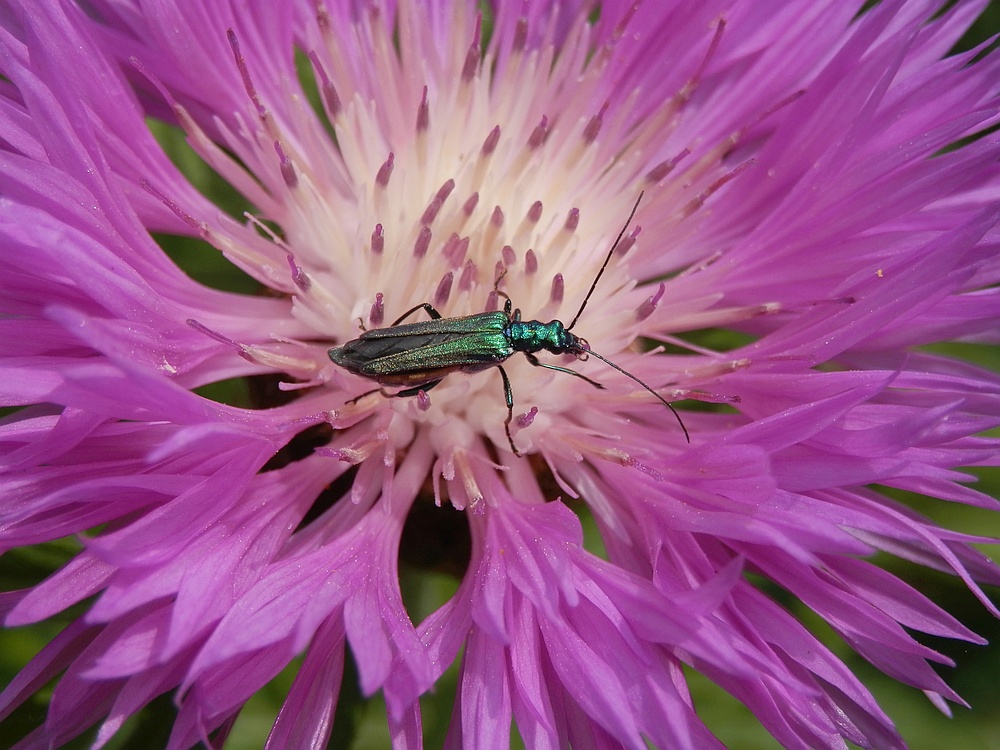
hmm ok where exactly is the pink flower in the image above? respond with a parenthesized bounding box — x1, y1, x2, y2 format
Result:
(1, 1, 999, 747)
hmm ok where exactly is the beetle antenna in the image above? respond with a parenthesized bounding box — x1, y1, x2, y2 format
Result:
(585, 348, 690, 443)
(567, 191, 644, 331)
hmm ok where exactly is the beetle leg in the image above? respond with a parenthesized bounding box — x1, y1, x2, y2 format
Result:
(523, 353, 605, 390)
(390, 302, 442, 326)
(497, 365, 520, 456)
(389, 379, 443, 399)
(493, 267, 511, 306)
(345, 379, 443, 405)
(346, 388, 379, 405)
(493, 266, 508, 291)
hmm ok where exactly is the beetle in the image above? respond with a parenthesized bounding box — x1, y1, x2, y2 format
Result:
(328, 193, 688, 455)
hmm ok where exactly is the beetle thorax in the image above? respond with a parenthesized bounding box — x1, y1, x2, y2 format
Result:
(508, 318, 578, 354)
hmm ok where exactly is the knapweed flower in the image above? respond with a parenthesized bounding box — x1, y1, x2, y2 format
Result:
(1, 0, 999, 747)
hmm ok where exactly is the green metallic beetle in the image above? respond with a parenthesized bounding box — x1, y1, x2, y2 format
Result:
(328, 194, 688, 455)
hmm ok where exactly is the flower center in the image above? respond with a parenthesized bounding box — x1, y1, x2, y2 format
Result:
(157, 5, 754, 467)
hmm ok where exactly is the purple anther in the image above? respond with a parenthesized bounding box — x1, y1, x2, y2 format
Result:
(416, 85, 429, 132)
(455, 236, 470, 264)
(616, 226, 640, 256)
(307, 50, 341, 118)
(286, 253, 310, 290)
(422, 179, 455, 224)
(421, 198, 443, 226)
(186, 318, 235, 346)
(646, 149, 690, 184)
(376, 152, 394, 187)
(583, 101, 608, 143)
(485, 289, 499, 312)
(462, 14, 482, 82)
(491, 205, 504, 227)
(564, 208, 579, 232)
(414, 226, 432, 258)
(442, 233, 461, 262)
(516, 406, 538, 428)
(501, 245, 516, 266)
(482, 125, 501, 155)
(527, 200, 543, 223)
(636, 282, 665, 321)
(694, 19, 727, 85)
(227, 29, 265, 118)
(645, 159, 676, 183)
(314, 1, 330, 30)
(528, 115, 549, 149)
(417, 390, 431, 411)
(525, 249, 538, 274)
(459, 259, 478, 291)
(550, 273, 564, 303)
(434, 178, 456, 203)
(275, 141, 297, 188)
(622, 455, 665, 482)
(369, 292, 385, 326)
(370, 223, 384, 255)
(463, 192, 479, 215)
(513, 17, 528, 52)
(142, 179, 202, 233)
(434, 271, 454, 307)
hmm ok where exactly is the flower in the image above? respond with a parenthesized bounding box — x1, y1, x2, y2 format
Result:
(1, 0, 999, 748)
